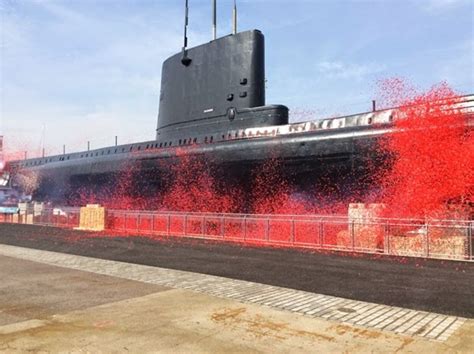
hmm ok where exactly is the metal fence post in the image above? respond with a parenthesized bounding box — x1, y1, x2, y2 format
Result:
(385, 223, 390, 255)
(265, 218, 270, 241)
(319, 221, 324, 246)
(469, 221, 473, 261)
(291, 219, 295, 245)
(184, 215, 188, 235)
(137, 214, 141, 234)
(425, 225, 430, 258)
(350, 221, 355, 250)
(202, 216, 205, 236)
(243, 216, 247, 241)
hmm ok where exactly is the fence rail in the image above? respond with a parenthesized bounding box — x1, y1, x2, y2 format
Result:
(1, 207, 473, 262)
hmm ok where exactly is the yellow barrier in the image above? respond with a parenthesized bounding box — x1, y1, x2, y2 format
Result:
(75, 204, 106, 231)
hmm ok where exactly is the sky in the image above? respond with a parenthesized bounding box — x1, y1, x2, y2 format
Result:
(1, 0, 473, 156)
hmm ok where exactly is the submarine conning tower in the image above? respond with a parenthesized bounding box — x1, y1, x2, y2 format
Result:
(156, 29, 289, 142)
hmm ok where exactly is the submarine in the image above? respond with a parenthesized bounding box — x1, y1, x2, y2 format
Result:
(5, 1, 474, 208)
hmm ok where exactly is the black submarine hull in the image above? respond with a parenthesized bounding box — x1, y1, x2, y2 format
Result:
(14, 124, 389, 207)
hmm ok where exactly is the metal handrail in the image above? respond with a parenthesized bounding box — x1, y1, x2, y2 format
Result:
(105, 208, 471, 226)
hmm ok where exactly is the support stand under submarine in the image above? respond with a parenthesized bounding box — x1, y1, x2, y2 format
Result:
(6, 1, 474, 208)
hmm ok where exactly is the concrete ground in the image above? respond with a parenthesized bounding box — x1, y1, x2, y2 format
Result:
(1, 252, 473, 352)
(1, 223, 473, 318)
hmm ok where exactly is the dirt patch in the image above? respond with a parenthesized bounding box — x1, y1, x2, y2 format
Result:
(331, 324, 383, 339)
(211, 307, 334, 342)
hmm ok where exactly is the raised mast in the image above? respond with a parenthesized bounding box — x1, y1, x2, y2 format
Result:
(181, 0, 192, 66)
(232, 0, 237, 35)
(212, 0, 217, 40)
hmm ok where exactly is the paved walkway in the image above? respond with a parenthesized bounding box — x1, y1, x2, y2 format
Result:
(2, 223, 473, 318)
(1, 244, 473, 352)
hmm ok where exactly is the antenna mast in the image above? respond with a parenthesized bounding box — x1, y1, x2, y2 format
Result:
(232, 0, 237, 35)
(183, 0, 189, 49)
(212, 0, 217, 40)
(181, 0, 192, 66)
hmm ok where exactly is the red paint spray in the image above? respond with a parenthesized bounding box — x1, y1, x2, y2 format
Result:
(376, 82, 473, 219)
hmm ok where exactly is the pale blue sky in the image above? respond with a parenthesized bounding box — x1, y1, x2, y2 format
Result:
(1, 0, 473, 155)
